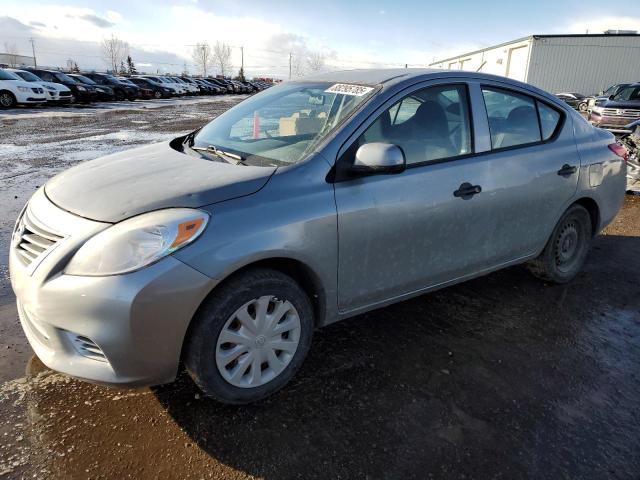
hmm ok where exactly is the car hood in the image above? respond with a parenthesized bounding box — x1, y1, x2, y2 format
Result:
(40, 81, 71, 92)
(600, 99, 640, 109)
(45, 141, 276, 223)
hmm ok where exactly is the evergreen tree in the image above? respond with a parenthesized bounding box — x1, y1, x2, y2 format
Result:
(236, 67, 245, 82)
(126, 55, 138, 76)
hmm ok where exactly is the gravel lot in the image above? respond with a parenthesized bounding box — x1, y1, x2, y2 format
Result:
(1, 97, 639, 479)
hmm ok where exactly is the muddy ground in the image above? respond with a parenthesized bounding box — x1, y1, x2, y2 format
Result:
(0, 98, 639, 479)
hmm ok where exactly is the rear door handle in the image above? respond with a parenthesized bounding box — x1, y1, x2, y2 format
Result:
(453, 182, 482, 199)
(557, 164, 577, 177)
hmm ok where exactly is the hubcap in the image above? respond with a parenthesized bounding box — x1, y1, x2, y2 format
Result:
(216, 295, 301, 388)
(555, 222, 580, 271)
(0, 94, 12, 107)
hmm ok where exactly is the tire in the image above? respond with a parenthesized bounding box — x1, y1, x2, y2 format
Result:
(0, 91, 17, 108)
(154, 90, 162, 99)
(578, 102, 588, 112)
(527, 204, 592, 284)
(114, 89, 125, 101)
(184, 268, 314, 404)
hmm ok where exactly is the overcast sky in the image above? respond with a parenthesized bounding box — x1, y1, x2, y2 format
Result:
(2, 0, 640, 78)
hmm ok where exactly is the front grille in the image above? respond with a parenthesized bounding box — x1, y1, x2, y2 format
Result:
(14, 208, 64, 267)
(31, 87, 44, 94)
(59, 91, 71, 97)
(602, 108, 640, 118)
(71, 334, 108, 362)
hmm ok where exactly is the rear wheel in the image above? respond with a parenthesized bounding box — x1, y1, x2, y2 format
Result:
(0, 91, 16, 108)
(154, 90, 162, 99)
(578, 102, 588, 112)
(184, 268, 314, 404)
(527, 204, 592, 283)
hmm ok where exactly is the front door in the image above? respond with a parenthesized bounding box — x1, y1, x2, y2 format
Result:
(334, 83, 496, 312)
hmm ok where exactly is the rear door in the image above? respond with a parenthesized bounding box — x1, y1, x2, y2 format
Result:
(471, 83, 580, 262)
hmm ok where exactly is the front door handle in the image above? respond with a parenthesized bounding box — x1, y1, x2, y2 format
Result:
(557, 164, 577, 177)
(453, 182, 482, 199)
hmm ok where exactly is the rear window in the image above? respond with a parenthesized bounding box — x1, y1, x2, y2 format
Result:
(537, 101, 561, 140)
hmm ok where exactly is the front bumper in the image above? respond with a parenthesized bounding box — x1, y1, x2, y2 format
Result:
(15, 90, 47, 104)
(9, 189, 215, 387)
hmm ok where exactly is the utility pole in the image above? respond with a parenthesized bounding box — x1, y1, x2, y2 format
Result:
(289, 52, 292, 80)
(240, 46, 244, 72)
(29, 37, 37, 67)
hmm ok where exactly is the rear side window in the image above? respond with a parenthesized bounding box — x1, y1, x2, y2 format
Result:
(537, 101, 561, 140)
(482, 88, 541, 148)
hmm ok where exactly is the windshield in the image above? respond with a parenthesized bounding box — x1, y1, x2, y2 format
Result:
(74, 75, 96, 85)
(13, 70, 41, 82)
(0, 70, 21, 80)
(613, 86, 640, 101)
(52, 72, 76, 83)
(193, 81, 376, 166)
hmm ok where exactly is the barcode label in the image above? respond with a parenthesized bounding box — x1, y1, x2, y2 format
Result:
(325, 83, 374, 97)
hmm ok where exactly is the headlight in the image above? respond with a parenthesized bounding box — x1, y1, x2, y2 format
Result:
(65, 209, 209, 276)
(17, 86, 30, 92)
(77, 85, 86, 91)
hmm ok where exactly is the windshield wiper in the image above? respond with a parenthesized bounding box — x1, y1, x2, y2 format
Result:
(190, 145, 246, 165)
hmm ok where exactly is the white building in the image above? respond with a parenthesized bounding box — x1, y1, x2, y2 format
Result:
(429, 33, 640, 95)
(0, 53, 36, 68)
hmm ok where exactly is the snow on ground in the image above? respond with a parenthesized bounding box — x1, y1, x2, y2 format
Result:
(0, 94, 247, 120)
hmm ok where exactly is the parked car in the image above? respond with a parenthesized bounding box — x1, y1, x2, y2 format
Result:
(26, 68, 94, 103)
(118, 78, 154, 99)
(170, 77, 199, 95)
(7, 68, 73, 104)
(586, 83, 632, 112)
(555, 92, 588, 112)
(199, 79, 226, 94)
(199, 79, 225, 94)
(0, 69, 47, 107)
(9, 69, 626, 404)
(180, 77, 207, 94)
(589, 83, 640, 133)
(127, 77, 173, 99)
(206, 77, 234, 93)
(158, 76, 187, 95)
(81, 73, 139, 101)
(192, 79, 219, 95)
(68, 74, 115, 101)
(619, 119, 640, 192)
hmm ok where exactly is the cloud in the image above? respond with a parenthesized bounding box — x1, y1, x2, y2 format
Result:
(73, 13, 116, 28)
(29, 20, 46, 28)
(564, 16, 640, 34)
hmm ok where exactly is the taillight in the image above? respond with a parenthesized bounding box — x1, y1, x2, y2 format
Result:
(608, 143, 628, 162)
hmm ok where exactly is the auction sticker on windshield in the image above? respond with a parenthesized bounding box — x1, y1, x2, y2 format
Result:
(325, 84, 374, 97)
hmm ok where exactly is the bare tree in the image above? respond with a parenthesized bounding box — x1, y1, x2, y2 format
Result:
(212, 41, 233, 76)
(191, 42, 213, 77)
(306, 50, 326, 73)
(3, 42, 19, 68)
(290, 47, 307, 78)
(101, 35, 129, 73)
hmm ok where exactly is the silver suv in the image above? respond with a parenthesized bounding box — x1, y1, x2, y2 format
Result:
(10, 69, 627, 403)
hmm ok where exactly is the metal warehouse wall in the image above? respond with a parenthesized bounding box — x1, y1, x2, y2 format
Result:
(429, 39, 533, 80)
(527, 36, 640, 94)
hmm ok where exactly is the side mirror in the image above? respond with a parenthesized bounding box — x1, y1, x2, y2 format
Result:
(352, 143, 406, 174)
(609, 95, 615, 100)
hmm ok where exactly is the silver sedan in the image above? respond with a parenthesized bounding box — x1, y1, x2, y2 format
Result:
(10, 69, 627, 403)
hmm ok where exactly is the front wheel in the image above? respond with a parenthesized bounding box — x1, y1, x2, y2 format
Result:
(0, 91, 17, 108)
(527, 204, 592, 283)
(578, 102, 588, 112)
(184, 268, 314, 404)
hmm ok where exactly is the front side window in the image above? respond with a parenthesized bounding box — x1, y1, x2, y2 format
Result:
(52, 72, 76, 83)
(193, 82, 375, 166)
(357, 84, 472, 165)
(482, 87, 541, 148)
